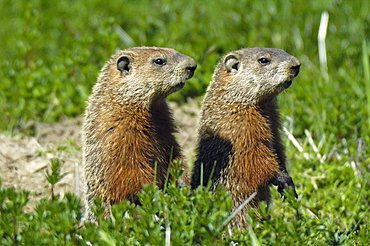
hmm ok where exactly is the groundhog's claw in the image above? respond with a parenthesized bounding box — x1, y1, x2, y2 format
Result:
(271, 173, 298, 198)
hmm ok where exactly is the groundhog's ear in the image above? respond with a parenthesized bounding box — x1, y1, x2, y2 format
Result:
(224, 54, 240, 74)
(117, 56, 131, 74)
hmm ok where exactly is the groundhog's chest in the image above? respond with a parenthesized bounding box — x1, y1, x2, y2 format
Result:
(215, 107, 279, 188)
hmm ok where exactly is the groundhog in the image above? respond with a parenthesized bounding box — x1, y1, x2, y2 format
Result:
(191, 47, 300, 228)
(82, 47, 197, 222)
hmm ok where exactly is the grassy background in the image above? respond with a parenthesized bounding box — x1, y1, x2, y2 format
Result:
(0, 0, 369, 244)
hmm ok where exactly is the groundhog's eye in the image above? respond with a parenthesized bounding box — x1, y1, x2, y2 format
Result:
(258, 58, 270, 65)
(154, 58, 166, 65)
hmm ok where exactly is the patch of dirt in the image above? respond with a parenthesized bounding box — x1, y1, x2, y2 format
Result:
(0, 101, 199, 211)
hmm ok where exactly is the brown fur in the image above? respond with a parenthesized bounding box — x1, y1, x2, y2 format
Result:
(191, 48, 300, 228)
(82, 47, 196, 222)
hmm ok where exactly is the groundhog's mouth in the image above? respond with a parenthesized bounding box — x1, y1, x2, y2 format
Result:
(172, 81, 185, 92)
(282, 80, 292, 89)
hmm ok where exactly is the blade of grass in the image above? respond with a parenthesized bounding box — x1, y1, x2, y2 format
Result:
(318, 11, 329, 81)
(362, 40, 370, 130)
(216, 192, 257, 232)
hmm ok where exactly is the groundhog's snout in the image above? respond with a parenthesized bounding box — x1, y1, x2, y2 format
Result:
(184, 58, 197, 78)
(282, 59, 300, 89)
(175, 52, 197, 80)
(291, 64, 300, 77)
(290, 58, 301, 77)
(186, 63, 197, 73)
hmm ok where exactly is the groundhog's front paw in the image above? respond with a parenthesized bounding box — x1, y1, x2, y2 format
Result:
(271, 173, 298, 198)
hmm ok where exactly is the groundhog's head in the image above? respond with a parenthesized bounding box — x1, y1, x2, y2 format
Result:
(213, 48, 300, 104)
(101, 47, 196, 103)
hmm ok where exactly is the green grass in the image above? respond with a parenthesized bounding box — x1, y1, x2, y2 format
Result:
(0, 0, 369, 245)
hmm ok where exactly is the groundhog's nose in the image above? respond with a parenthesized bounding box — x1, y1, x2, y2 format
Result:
(184, 58, 197, 77)
(176, 52, 197, 78)
(290, 58, 301, 77)
(291, 64, 300, 77)
(186, 64, 197, 73)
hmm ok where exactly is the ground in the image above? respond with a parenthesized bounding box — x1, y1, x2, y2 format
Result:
(0, 101, 199, 212)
